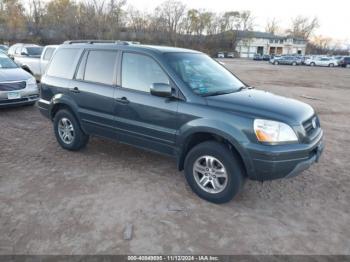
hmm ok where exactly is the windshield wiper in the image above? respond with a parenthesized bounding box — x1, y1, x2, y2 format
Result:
(202, 89, 235, 97)
(237, 85, 254, 91)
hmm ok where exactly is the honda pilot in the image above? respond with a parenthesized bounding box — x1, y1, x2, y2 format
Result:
(38, 40, 324, 203)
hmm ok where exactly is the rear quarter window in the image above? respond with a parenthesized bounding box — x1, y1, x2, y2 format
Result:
(47, 48, 81, 79)
(43, 47, 56, 61)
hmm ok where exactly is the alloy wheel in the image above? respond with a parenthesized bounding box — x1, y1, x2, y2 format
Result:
(58, 117, 75, 144)
(193, 155, 228, 194)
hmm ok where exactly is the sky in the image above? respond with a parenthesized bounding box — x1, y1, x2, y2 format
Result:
(126, 0, 350, 44)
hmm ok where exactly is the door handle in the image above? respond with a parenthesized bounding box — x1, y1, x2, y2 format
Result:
(70, 87, 80, 93)
(115, 97, 129, 104)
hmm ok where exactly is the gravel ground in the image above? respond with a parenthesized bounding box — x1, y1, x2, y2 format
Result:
(0, 59, 349, 255)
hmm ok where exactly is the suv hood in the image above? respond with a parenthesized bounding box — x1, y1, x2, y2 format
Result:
(206, 89, 314, 125)
(0, 68, 32, 82)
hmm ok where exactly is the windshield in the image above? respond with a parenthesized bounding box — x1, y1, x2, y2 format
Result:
(0, 53, 18, 69)
(0, 45, 8, 51)
(164, 53, 245, 96)
(26, 47, 43, 56)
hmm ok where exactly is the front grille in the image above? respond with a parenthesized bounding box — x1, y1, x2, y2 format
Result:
(0, 81, 26, 91)
(0, 98, 28, 104)
(303, 115, 320, 137)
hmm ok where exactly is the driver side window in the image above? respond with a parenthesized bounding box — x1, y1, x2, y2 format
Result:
(121, 53, 169, 93)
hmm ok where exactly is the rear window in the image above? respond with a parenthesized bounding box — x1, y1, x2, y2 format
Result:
(47, 48, 81, 79)
(83, 50, 118, 85)
(25, 47, 43, 56)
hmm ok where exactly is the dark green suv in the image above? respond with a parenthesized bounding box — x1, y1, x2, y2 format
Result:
(38, 40, 324, 203)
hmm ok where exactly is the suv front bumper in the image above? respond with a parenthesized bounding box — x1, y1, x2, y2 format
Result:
(245, 129, 324, 181)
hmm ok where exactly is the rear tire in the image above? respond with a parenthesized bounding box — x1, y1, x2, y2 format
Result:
(184, 141, 245, 204)
(310, 62, 315, 66)
(274, 61, 278, 65)
(292, 62, 297, 66)
(329, 63, 334, 67)
(53, 109, 89, 151)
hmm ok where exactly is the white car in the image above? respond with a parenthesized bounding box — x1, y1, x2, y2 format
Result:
(0, 53, 39, 107)
(217, 52, 225, 58)
(307, 57, 338, 67)
(8, 44, 58, 81)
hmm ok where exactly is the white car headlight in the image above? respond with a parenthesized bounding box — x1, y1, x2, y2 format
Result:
(254, 119, 298, 143)
(26, 77, 37, 88)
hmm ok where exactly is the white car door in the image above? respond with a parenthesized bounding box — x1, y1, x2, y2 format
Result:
(320, 58, 329, 66)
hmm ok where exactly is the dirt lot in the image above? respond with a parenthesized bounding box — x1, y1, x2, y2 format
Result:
(1, 59, 349, 255)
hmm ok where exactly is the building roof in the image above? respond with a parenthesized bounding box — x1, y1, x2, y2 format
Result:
(235, 30, 284, 39)
(226, 30, 306, 41)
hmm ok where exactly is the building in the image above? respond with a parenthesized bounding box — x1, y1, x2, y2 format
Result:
(234, 30, 307, 58)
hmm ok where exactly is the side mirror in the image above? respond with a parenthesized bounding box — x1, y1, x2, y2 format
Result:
(21, 51, 28, 56)
(150, 83, 172, 98)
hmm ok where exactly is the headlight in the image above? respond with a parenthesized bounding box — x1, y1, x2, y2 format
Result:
(26, 77, 37, 89)
(254, 119, 298, 143)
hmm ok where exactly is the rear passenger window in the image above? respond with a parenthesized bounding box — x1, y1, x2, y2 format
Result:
(43, 47, 55, 61)
(122, 53, 169, 92)
(47, 48, 80, 79)
(83, 50, 117, 85)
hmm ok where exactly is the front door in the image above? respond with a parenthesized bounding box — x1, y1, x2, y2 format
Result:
(69, 49, 118, 139)
(114, 52, 179, 156)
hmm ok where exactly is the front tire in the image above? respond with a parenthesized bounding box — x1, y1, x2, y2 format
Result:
(329, 63, 334, 67)
(310, 62, 315, 66)
(184, 141, 245, 204)
(53, 109, 89, 151)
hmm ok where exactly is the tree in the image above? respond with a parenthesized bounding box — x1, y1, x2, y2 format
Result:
(44, 0, 79, 40)
(107, 0, 127, 38)
(182, 9, 213, 36)
(0, 0, 26, 41)
(27, 0, 45, 40)
(265, 17, 279, 35)
(219, 11, 240, 32)
(312, 35, 332, 49)
(155, 0, 186, 45)
(287, 16, 319, 39)
(127, 6, 149, 33)
(238, 11, 254, 31)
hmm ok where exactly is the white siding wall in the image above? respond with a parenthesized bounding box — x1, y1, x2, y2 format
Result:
(235, 37, 306, 57)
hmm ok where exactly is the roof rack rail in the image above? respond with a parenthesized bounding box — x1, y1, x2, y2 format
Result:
(63, 40, 140, 45)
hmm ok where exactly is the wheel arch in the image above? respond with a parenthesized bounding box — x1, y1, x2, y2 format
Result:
(177, 127, 253, 179)
(49, 94, 85, 131)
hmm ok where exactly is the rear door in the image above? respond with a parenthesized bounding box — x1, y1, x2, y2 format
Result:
(113, 51, 179, 156)
(21, 47, 41, 77)
(319, 58, 328, 66)
(69, 49, 118, 139)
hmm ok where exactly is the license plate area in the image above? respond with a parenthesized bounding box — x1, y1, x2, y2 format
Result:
(7, 92, 21, 100)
